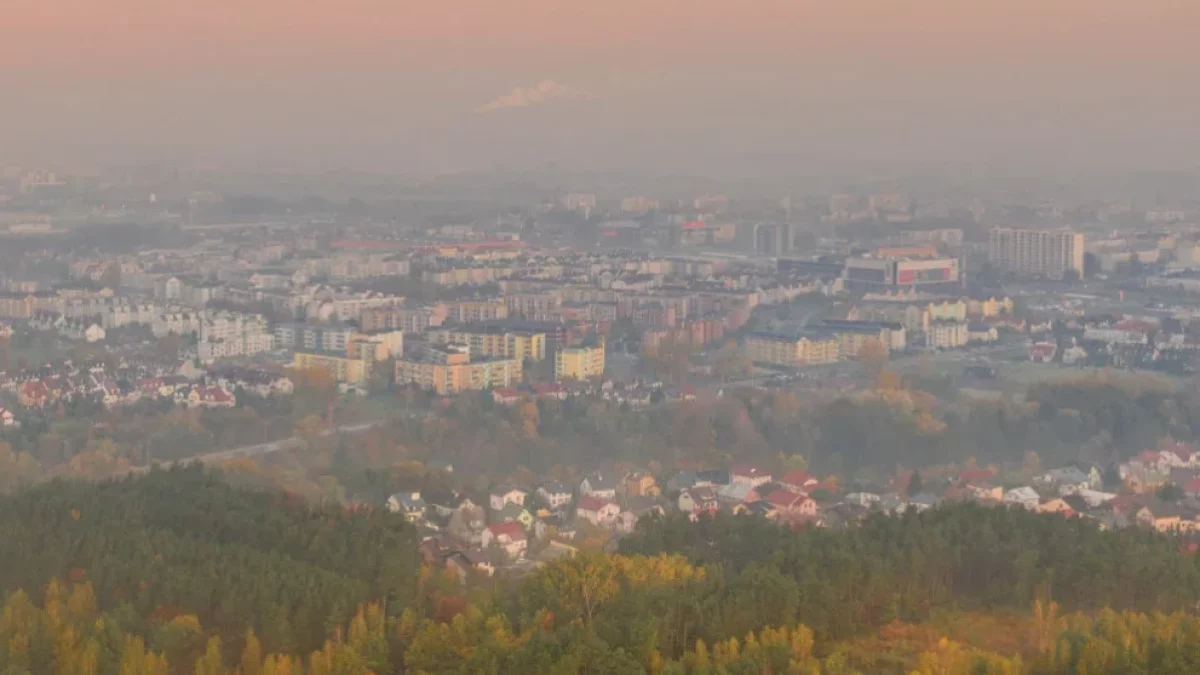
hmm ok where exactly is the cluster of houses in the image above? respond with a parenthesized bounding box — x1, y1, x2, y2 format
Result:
(491, 380, 697, 408)
(388, 470, 668, 575)
(397, 443, 1200, 580)
(1, 361, 291, 416)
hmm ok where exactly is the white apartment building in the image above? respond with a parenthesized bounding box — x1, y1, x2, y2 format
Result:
(987, 228, 1085, 280)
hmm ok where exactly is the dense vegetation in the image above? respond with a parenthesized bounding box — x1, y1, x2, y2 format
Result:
(0, 468, 417, 660)
(7, 471, 1200, 672)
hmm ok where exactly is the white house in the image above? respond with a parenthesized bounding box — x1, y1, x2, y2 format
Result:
(536, 483, 574, 510)
(575, 495, 621, 527)
(385, 492, 427, 523)
(84, 323, 106, 343)
(1004, 487, 1040, 510)
(489, 487, 528, 512)
(481, 522, 528, 560)
(579, 473, 618, 499)
(730, 465, 772, 488)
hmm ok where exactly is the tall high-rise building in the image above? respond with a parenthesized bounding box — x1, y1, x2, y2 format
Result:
(987, 228, 1085, 280)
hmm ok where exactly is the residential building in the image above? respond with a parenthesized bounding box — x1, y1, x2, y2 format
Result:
(556, 340, 605, 381)
(925, 320, 970, 349)
(988, 227, 1085, 280)
(360, 304, 448, 333)
(293, 350, 370, 387)
(744, 331, 840, 367)
(443, 300, 509, 323)
(580, 473, 618, 500)
(730, 465, 772, 488)
(481, 522, 528, 560)
(489, 487, 528, 512)
(576, 495, 621, 527)
(427, 324, 546, 361)
(394, 344, 522, 396)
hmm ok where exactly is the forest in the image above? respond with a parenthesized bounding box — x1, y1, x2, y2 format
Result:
(7, 469, 1200, 673)
(2, 365, 1195, 502)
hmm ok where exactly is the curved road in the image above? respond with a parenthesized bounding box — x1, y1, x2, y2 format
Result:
(128, 420, 386, 475)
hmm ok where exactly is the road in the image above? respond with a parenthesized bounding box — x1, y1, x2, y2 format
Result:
(128, 420, 385, 475)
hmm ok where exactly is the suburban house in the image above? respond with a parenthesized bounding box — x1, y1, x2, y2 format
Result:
(495, 503, 534, 528)
(729, 465, 772, 488)
(536, 482, 574, 509)
(385, 492, 427, 522)
(576, 495, 621, 527)
(489, 486, 528, 512)
(1039, 466, 1100, 494)
(1135, 504, 1196, 532)
(623, 472, 660, 497)
(964, 484, 1004, 502)
(580, 473, 618, 499)
(1004, 487, 1040, 510)
(1036, 498, 1076, 517)
(780, 470, 819, 494)
(481, 522, 528, 560)
(717, 482, 760, 506)
(425, 491, 476, 517)
(678, 486, 719, 516)
(762, 490, 818, 519)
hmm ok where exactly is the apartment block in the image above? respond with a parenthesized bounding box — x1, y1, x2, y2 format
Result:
(987, 227, 1085, 280)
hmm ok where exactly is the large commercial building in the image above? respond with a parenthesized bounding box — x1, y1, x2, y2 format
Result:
(843, 257, 960, 294)
(987, 227, 1085, 280)
(394, 344, 522, 396)
(555, 341, 606, 381)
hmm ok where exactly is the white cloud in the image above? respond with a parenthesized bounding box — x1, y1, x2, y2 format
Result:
(474, 80, 597, 114)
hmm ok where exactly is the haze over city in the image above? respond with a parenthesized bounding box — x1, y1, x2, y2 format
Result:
(4, 0, 1199, 173)
(8, 2, 1200, 674)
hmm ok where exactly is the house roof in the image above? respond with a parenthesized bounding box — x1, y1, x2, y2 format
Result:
(683, 486, 718, 502)
(583, 473, 618, 490)
(577, 495, 617, 512)
(1005, 487, 1039, 502)
(539, 482, 573, 496)
(730, 465, 770, 479)
(717, 482, 757, 502)
(763, 489, 807, 509)
(780, 470, 817, 488)
(487, 522, 526, 539)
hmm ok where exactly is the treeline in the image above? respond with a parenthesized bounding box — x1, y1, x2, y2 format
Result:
(377, 371, 1200, 478)
(6, 472, 1200, 672)
(0, 467, 417, 658)
(620, 506, 1200, 642)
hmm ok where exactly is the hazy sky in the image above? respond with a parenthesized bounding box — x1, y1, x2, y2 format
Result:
(3, 0, 1198, 174)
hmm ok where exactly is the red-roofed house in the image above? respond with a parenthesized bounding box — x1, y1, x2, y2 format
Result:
(763, 490, 818, 519)
(730, 465, 772, 488)
(780, 470, 819, 494)
(576, 495, 620, 527)
(492, 388, 521, 406)
(957, 468, 996, 486)
(18, 381, 50, 408)
(481, 522, 528, 559)
(1028, 342, 1057, 363)
(1162, 442, 1200, 469)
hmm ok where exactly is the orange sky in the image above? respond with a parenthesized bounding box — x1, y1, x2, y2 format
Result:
(3, 0, 1198, 171)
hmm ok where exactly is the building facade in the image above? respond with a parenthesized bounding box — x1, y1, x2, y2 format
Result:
(987, 227, 1085, 280)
